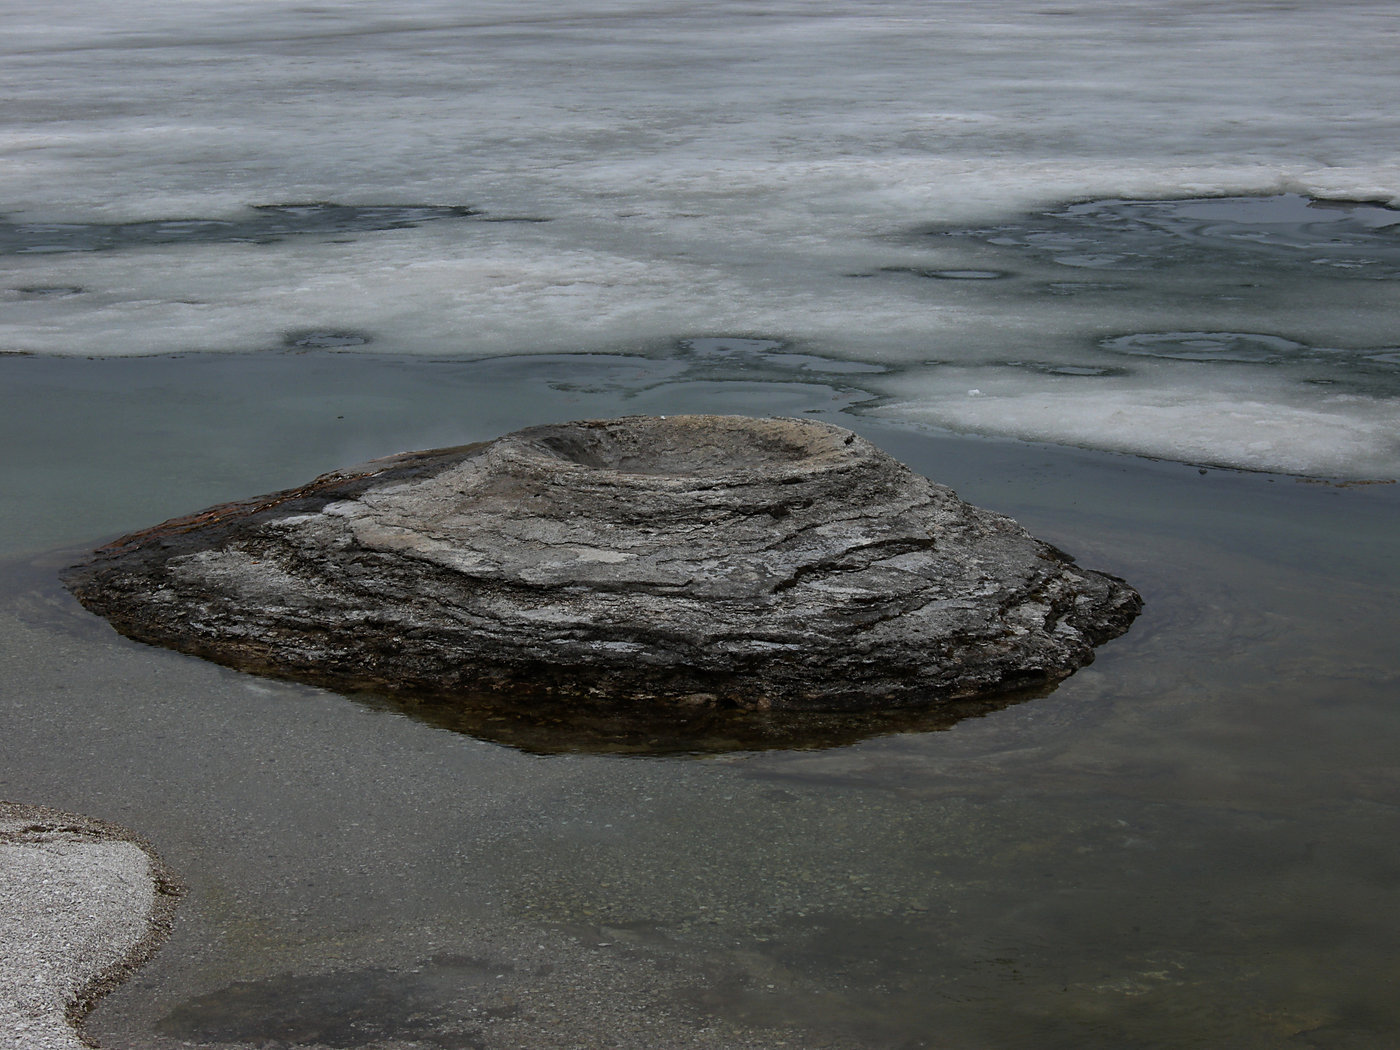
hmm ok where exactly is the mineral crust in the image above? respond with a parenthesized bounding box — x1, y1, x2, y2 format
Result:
(64, 415, 1141, 710)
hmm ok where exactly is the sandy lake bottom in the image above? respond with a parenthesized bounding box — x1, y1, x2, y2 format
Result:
(2, 350, 1398, 1049)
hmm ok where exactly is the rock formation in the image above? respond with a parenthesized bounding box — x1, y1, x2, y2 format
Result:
(64, 415, 1141, 711)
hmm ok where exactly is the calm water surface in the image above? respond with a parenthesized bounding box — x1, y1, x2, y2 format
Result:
(5, 2, 1399, 1042)
(2, 351, 1397, 1049)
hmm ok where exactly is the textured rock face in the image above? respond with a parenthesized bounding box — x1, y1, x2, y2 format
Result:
(64, 415, 1141, 711)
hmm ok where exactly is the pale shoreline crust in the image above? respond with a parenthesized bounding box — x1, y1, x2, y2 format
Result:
(0, 802, 183, 1050)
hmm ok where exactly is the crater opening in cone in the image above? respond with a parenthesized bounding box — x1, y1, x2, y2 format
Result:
(528, 416, 843, 478)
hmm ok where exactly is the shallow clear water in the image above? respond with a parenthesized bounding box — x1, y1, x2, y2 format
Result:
(2, 351, 1397, 1049)
(3, 2, 1400, 1046)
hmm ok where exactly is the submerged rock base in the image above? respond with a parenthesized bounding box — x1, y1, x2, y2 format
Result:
(64, 415, 1141, 712)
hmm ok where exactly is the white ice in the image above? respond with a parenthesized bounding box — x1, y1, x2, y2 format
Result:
(2, 0, 1399, 476)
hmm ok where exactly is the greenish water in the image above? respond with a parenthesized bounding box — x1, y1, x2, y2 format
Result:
(2, 351, 1398, 1049)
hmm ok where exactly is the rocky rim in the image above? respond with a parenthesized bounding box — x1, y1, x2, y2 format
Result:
(63, 415, 1142, 712)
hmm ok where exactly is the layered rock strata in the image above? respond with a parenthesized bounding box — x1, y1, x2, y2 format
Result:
(65, 415, 1141, 711)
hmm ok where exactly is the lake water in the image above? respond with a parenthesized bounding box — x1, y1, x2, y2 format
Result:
(2, 1, 1399, 1048)
(3, 353, 1397, 1049)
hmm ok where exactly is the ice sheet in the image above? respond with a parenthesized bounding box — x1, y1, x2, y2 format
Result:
(2, 0, 1398, 476)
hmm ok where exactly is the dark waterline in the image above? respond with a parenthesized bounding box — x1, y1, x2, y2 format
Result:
(0, 203, 482, 255)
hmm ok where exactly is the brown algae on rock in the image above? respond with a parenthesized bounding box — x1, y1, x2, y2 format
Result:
(63, 415, 1141, 717)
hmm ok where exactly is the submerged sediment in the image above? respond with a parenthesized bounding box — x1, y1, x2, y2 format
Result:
(63, 415, 1141, 711)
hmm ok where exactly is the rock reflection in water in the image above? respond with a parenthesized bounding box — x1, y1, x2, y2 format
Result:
(349, 681, 1053, 756)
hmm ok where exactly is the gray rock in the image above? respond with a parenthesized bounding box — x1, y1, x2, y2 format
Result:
(64, 416, 1141, 711)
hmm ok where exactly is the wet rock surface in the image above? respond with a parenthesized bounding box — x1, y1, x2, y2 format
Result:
(64, 415, 1141, 712)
